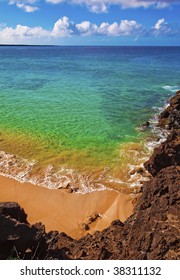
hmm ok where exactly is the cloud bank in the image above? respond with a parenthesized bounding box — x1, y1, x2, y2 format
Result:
(8, 0, 180, 13)
(0, 17, 177, 44)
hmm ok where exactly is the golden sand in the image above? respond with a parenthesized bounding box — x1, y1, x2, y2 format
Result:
(0, 175, 134, 239)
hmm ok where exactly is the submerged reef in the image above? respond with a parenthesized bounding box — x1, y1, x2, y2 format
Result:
(0, 91, 180, 260)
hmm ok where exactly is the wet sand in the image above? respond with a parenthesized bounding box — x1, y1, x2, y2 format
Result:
(0, 175, 134, 239)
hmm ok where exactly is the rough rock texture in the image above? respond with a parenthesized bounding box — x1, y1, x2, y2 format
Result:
(124, 166, 180, 260)
(145, 90, 180, 176)
(0, 202, 27, 224)
(0, 91, 179, 260)
(0, 202, 47, 259)
(158, 90, 180, 130)
(144, 130, 180, 176)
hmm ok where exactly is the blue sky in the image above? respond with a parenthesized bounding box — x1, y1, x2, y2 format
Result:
(0, 0, 180, 45)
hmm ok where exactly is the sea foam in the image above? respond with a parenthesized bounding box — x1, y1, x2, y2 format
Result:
(162, 85, 179, 92)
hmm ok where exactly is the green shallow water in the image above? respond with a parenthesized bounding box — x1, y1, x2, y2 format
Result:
(0, 46, 180, 190)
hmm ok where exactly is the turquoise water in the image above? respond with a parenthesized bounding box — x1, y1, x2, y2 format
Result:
(0, 46, 179, 190)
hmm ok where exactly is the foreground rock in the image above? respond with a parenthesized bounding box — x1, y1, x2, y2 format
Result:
(0, 202, 47, 259)
(144, 130, 180, 176)
(0, 91, 179, 260)
(124, 166, 180, 260)
(145, 90, 180, 176)
(158, 90, 180, 130)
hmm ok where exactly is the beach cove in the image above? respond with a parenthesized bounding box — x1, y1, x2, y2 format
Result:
(0, 46, 180, 244)
(0, 90, 179, 260)
(0, 46, 179, 192)
(0, 175, 134, 239)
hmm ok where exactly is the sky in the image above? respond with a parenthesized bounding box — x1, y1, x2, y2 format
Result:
(0, 0, 180, 45)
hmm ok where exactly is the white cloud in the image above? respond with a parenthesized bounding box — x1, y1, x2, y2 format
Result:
(76, 19, 143, 36)
(0, 17, 178, 44)
(103, 22, 120, 36)
(152, 18, 176, 36)
(9, 0, 39, 12)
(0, 17, 75, 44)
(44, 0, 148, 13)
(87, 2, 108, 13)
(0, 24, 50, 44)
(76, 21, 98, 36)
(156, 2, 170, 9)
(45, 0, 64, 3)
(16, 3, 39, 12)
(119, 20, 143, 35)
(52, 16, 74, 37)
(8, 0, 179, 13)
(45, 0, 179, 13)
(154, 18, 166, 30)
(95, 20, 143, 36)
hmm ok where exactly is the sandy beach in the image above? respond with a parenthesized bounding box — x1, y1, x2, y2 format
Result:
(0, 175, 134, 239)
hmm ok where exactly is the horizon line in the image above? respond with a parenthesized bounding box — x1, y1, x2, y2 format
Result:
(0, 44, 180, 47)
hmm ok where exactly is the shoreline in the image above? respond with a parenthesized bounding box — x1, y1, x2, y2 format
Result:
(0, 90, 179, 259)
(0, 90, 173, 239)
(0, 89, 172, 193)
(0, 175, 134, 239)
(0, 139, 151, 193)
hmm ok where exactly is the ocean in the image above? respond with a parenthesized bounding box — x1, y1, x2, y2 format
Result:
(0, 46, 179, 192)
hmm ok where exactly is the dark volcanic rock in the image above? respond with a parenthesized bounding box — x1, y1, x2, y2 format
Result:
(0, 202, 47, 259)
(123, 166, 180, 260)
(158, 90, 180, 130)
(144, 130, 180, 176)
(0, 202, 27, 224)
(144, 90, 180, 176)
(56, 221, 126, 260)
